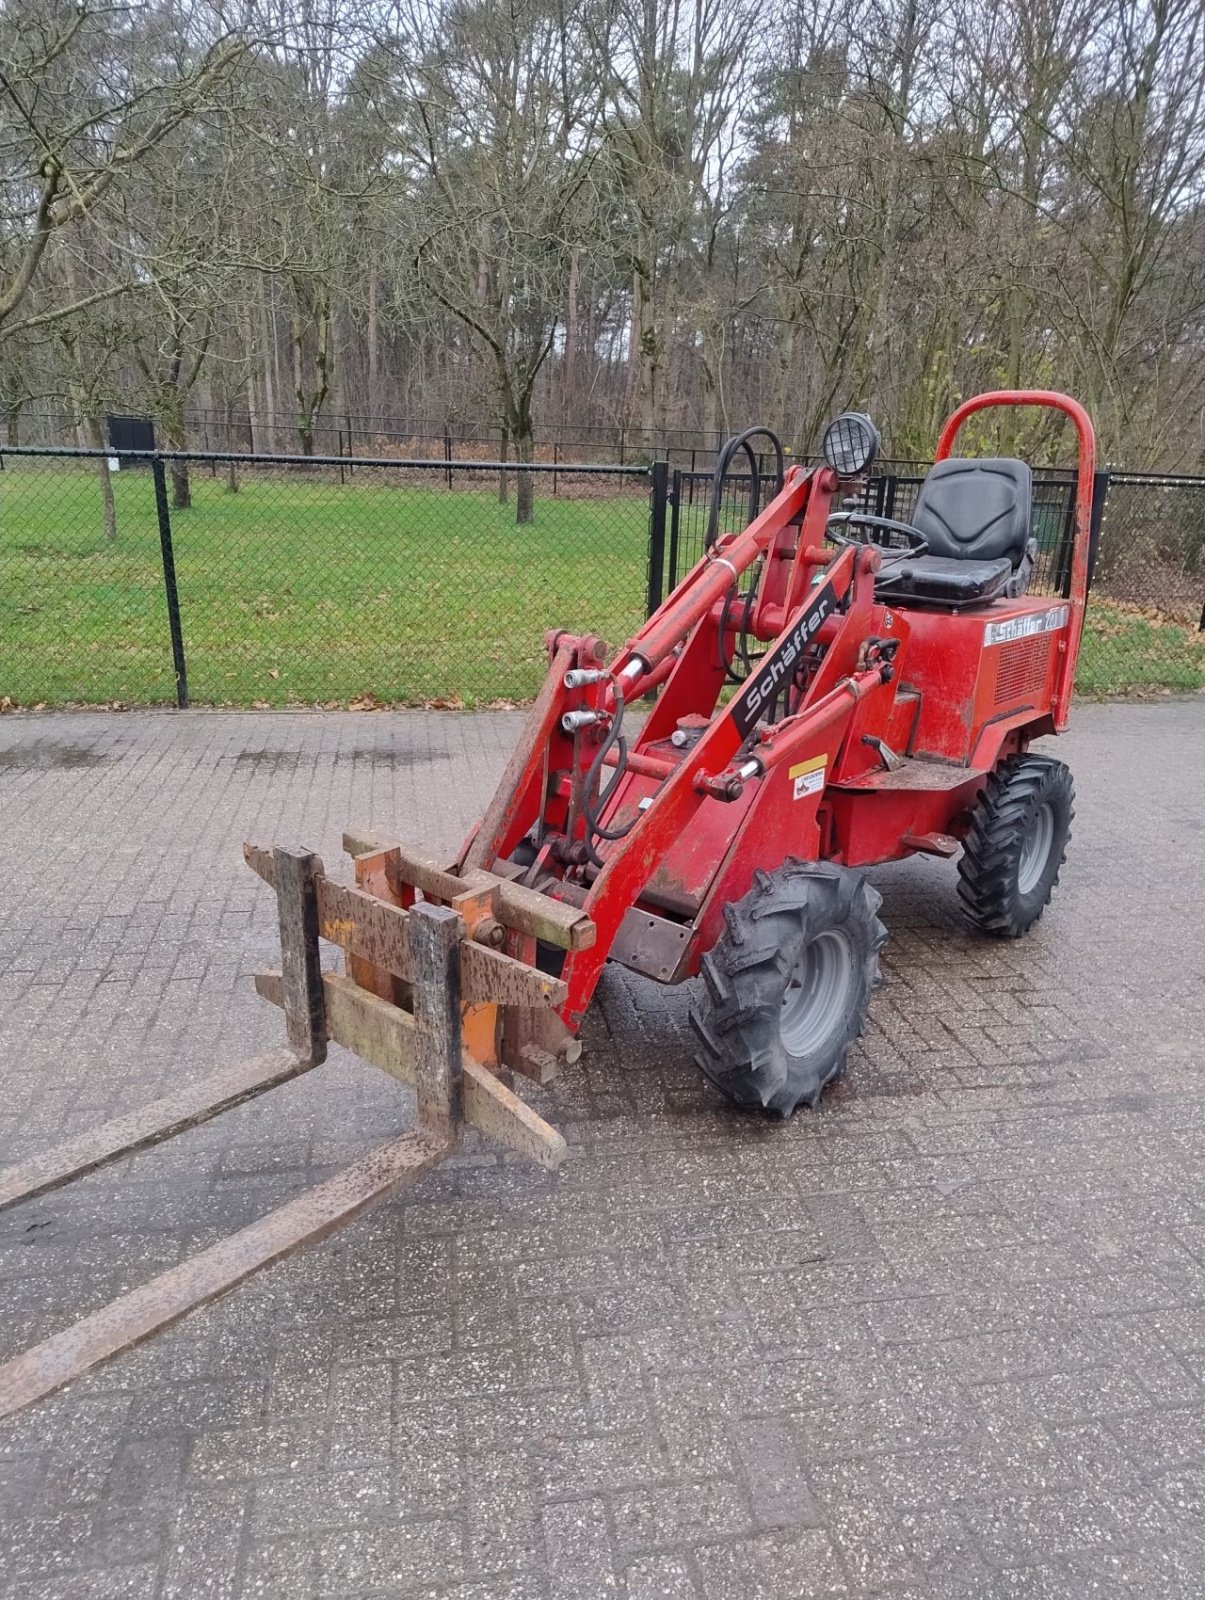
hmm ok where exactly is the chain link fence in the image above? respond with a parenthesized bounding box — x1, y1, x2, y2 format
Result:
(0, 449, 653, 708)
(664, 461, 1205, 698)
(1, 446, 1202, 709)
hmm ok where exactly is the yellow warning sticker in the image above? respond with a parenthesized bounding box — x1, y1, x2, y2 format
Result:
(788, 754, 826, 800)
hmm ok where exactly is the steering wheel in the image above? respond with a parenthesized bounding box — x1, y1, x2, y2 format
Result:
(826, 512, 929, 559)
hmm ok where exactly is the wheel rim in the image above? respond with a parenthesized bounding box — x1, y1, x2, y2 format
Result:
(1017, 801, 1055, 895)
(779, 930, 855, 1057)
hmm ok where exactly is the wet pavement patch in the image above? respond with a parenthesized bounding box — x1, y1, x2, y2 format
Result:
(0, 743, 109, 771)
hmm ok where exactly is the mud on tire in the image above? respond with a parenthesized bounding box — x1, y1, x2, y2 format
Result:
(690, 860, 887, 1118)
(957, 754, 1074, 938)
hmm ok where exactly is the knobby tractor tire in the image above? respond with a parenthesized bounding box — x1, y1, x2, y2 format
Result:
(957, 754, 1074, 937)
(690, 860, 887, 1119)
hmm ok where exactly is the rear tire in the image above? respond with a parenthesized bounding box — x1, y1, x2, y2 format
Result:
(957, 754, 1074, 937)
(690, 861, 887, 1118)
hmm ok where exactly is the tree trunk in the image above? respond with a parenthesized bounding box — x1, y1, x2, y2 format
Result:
(773, 315, 797, 444)
(505, 386, 535, 525)
(162, 400, 191, 509)
(563, 245, 580, 428)
(292, 297, 331, 457)
(225, 393, 240, 493)
(259, 274, 278, 449)
(85, 414, 118, 544)
(367, 246, 381, 422)
(515, 427, 534, 524)
(293, 319, 311, 455)
(699, 309, 721, 442)
(631, 250, 663, 449)
(498, 420, 510, 505)
(240, 294, 262, 454)
(245, 371, 260, 455)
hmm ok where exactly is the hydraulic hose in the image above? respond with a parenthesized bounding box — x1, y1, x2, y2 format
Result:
(582, 690, 636, 867)
(703, 426, 785, 553)
(706, 426, 785, 684)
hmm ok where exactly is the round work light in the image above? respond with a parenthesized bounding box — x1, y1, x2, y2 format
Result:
(822, 412, 881, 477)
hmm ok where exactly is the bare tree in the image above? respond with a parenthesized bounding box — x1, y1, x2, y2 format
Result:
(0, 2, 247, 343)
(382, 0, 605, 521)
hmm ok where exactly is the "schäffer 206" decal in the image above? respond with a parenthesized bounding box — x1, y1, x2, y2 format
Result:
(984, 605, 1069, 647)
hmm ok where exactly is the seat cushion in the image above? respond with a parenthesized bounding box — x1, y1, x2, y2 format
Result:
(911, 458, 1032, 565)
(875, 554, 1014, 609)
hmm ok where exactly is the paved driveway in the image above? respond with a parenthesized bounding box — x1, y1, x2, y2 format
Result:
(0, 701, 1203, 1599)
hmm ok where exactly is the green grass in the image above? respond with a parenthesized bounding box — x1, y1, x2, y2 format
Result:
(0, 464, 650, 706)
(1, 462, 1201, 707)
(1076, 597, 1205, 697)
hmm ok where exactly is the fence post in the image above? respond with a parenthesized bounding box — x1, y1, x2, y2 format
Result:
(444, 432, 453, 489)
(1087, 470, 1109, 597)
(151, 456, 189, 708)
(646, 460, 670, 616)
(667, 468, 683, 594)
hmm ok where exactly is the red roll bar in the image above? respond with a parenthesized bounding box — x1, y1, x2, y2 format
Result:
(935, 390, 1096, 729)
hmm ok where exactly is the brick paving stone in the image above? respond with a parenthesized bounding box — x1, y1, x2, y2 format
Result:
(0, 699, 1203, 1596)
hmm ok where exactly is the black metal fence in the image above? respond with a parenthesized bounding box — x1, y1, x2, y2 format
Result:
(10, 407, 759, 470)
(662, 461, 1091, 601)
(1, 445, 1202, 710)
(0, 448, 653, 709)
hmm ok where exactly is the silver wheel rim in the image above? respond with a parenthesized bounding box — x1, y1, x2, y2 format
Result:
(779, 930, 855, 1057)
(1017, 801, 1055, 895)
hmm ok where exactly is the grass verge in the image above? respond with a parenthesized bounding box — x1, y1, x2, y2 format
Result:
(0, 464, 649, 706)
(1077, 598, 1205, 697)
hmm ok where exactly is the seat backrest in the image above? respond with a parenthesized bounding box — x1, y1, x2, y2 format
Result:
(910, 458, 1032, 564)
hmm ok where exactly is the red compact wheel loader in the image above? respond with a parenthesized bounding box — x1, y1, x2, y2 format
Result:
(454, 387, 1093, 1113)
(0, 388, 1095, 1416)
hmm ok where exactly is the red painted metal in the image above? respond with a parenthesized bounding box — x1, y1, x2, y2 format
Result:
(935, 389, 1095, 730)
(457, 390, 1095, 1034)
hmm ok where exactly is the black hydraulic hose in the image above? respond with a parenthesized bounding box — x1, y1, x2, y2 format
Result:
(582, 691, 637, 868)
(719, 579, 767, 684)
(703, 426, 786, 553)
(706, 427, 784, 685)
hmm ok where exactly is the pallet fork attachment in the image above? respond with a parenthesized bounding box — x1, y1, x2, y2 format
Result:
(0, 841, 578, 1419)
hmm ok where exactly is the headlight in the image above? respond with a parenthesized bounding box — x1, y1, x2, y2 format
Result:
(822, 412, 880, 477)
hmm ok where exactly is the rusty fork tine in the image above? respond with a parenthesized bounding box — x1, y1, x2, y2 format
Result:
(0, 856, 570, 1419)
(0, 1048, 309, 1214)
(0, 1129, 450, 1420)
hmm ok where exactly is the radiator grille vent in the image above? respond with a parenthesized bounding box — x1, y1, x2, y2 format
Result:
(993, 636, 1050, 704)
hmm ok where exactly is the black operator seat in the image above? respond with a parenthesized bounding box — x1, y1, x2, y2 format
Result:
(875, 458, 1037, 610)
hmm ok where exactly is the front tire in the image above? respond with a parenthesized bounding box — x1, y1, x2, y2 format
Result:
(690, 861, 887, 1118)
(957, 754, 1074, 937)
